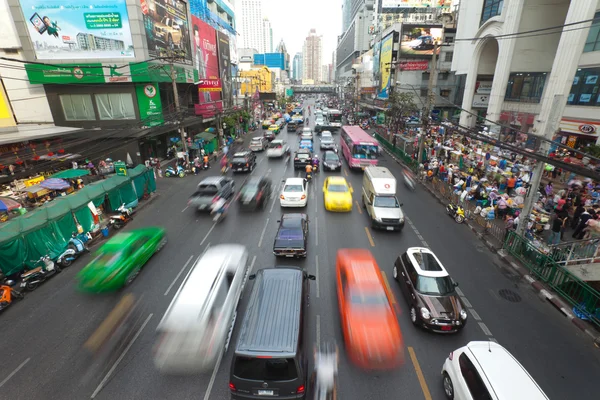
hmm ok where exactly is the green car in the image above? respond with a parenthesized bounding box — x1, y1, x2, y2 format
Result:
(77, 227, 167, 292)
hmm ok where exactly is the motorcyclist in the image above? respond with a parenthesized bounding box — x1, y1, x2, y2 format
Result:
(210, 197, 229, 222)
(203, 154, 210, 168)
(312, 341, 338, 400)
(220, 155, 228, 174)
(193, 156, 201, 175)
(312, 155, 320, 172)
(305, 163, 313, 180)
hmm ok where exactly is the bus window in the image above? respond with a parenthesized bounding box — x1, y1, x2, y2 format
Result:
(352, 145, 378, 159)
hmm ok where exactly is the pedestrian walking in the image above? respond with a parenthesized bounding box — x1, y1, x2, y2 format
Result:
(504, 214, 515, 242)
(548, 212, 565, 245)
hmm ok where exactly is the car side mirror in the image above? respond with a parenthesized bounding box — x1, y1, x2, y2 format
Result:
(249, 274, 256, 280)
(400, 203, 404, 207)
(307, 274, 316, 280)
(277, 220, 281, 223)
(454, 281, 459, 287)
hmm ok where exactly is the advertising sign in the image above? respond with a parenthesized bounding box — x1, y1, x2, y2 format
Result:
(560, 118, 600, 136)
(400, 25, 443, 57)
(399, 60, 429, 71)
(135, 83, 164, 127)
(18, 0, 135, 60)
(379, 34, 393, 100)
(373, 40, 381, 88)
(197, 79, 222, 91)
(217, 31, 232, 108)
(0, 82, 16, 128)
(382, 0, 452, 8)
(472, 95, 490, 108)
(140, 0, 192, 64)
(192, 16, 220, 104)
(475, 81, 493, 94)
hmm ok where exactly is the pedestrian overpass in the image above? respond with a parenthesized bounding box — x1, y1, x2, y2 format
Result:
(291, 85, 335, 94)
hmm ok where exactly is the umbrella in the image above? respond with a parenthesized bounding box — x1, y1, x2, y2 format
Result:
(0, 197, 21, 213)
(50, 169, 91, 179)
(40, 178, 71, 190)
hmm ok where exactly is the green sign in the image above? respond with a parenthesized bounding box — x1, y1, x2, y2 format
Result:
(114, 161, 127, 176)
(377, 112, 386, 124)
(130, 62, 198, 83)
(25, 63, 105, 84)
(84, 12, 123, 29)
(135, 84, 164, 128)
(286, 88, 294, 97)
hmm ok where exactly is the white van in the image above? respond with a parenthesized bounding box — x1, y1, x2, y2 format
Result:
(362, 166, 405, 231)
(153, 244, 250, 373)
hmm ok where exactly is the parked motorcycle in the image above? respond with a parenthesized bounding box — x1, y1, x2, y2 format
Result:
(20, 255, 60, 291)
(164, 165, 186, 178)
(0, 273, 24, 311)
(109, 204, 133, 230)
(57, 233, 90, 267)
(446, 203, 466, 223)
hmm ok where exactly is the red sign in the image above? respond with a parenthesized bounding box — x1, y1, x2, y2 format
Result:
(140, 0, 148, 15)
(195, 101, 223, 118)
(398, 60, 429, 71)
(62, 36, 71, 41)
(360, 87, 376, 94)
(197, 79, 222, 92)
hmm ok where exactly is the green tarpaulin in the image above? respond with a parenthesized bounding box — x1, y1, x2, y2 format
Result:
(147, 170, 156, 192)
(129, 165, 148, 178)
(118, 182, 137, 205)
(52, 191, 92, 211)
(133, 174, 147, 200)
(74, 206, 94, 232)
(50, 169, 91, 179)
(0, 239, 26, 275)
(107, 189, 122, 210)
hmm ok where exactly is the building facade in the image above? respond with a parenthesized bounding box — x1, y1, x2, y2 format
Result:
(237, 0, 264, 52)
(292, 53, 303, 81)
(453, 0, 600, 148)
(303, 29, 323, 82)
(262, 18, 273, 53)
(239, 66, 275, 94)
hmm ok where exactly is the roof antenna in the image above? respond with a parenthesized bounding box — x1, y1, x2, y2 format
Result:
(488, 340, 492, 352)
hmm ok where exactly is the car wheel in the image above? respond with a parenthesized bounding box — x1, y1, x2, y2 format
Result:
(125, 267, 141, 286)
(410, 306, 419, 325)
(443, 372, 454, 399)
(392, 265, 399, 281)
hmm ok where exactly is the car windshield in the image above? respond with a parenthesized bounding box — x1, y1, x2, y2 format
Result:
(322, 138, 333, 143)
(324, 153, 339, 161)
(251, 138, 262, 144)
(373, 196, 399, 208)
(328, 184, 348, 192)
(240, 184, 259, 197)
(416, 275, 455, 296)
(352, 144, 378, 159)
(322, 134, 332, 139)
(349, 289, 389, 307)
(93, 252, 121, 267)
(269, 142, 283, 149)
(284, 184, 304, 192)
(197, 184, 218, 195)
(233, 357, 298, 381)
(270, 125, 278, 129)
(232, 157, 247, 164)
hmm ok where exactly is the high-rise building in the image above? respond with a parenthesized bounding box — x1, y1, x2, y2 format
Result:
(302, 29, 322, 82)
(262, 18, 273, 53)
(292, 53, 303, 81)
(238, 0, 264, 52)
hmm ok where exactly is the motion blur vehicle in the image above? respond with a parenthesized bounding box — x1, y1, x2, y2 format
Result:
(189, 176, 235, 212)
(362, 166, 405, 231)
(249, 136, 268, 152)
(323, 177, 353, 212)
(336, 249, 404, 370)
(229, 266, 315, 399)
(294, 149, 313, 170)
(264, 130, 276, 141)
(276, 118, 286, 128)
(280, 177, 308, 208)
(273, 213, 309, 258)
(154, 245, 250, 373)
(269, 124, 281, 134)
(262, 119, 274, 129)
(320, 131, 335, 150)
(267, 139, 290, 158)
(237, 177, 272, 211)
(322, 151, 342, 172)
(299, 139, 313, 153)
(230, 151, 257, 173)
(441, 342, 549, 400)
(77, 228, 167, 292)
(393, 247, 467, 332)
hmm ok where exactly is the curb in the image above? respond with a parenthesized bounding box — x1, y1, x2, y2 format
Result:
(380, 145, 600, 344)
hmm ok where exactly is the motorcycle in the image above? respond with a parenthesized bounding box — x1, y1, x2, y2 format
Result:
(57, 233, 90, 267)
(0, 274, 24, 311)
(203, 161, 210, 170)
(164, 165, 186, 178)
(403, 172, 416, 191)
(20, 255, 60, 291)
(446, 203, 466, 224)
(109, 203, 133, 230)
(305, 172, 312, 182)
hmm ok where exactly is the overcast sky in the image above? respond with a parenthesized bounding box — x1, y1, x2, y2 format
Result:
(262, 0, 342, 64)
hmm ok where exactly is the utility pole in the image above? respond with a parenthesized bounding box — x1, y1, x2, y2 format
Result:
(168, 53, 189, 164)
(417, 40, 440, 164)
(355, 71, 360, 120)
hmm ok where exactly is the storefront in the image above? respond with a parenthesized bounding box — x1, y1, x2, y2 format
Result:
(499, 111, 536, 144)
(557, 117, 600, 149)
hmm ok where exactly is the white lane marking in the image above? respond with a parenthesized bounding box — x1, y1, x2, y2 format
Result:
(0, 358, 30, 389)
(265, 168, 272, 177)
(283, 163, 289, 173)
(164, 254, 195, 296)
(203, 347, 225, 400)
(315, 217, 319, 247)
(316, 314, 321, 346)
(258, 218, 270, 247)
(249, 255, 257, 272)
(461, 297, 472, 308)
(478, 322, 493, 336)
(200, 222, 216, 246)
(91, 313, 154, 399)
(416, 234, 424, 241)
(269, 184, 281, 214)
(469, 309, 482, 321)
(315, 255, 320, 298)
(455, 287, 464, 296)
(181, 206, 188, 213)
(421, 241, 430, 248)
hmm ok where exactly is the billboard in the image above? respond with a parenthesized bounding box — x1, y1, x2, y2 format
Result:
(400, 25, 443, 57)
(382, 0, 452, 8)
(379, 34, 393, 100)
(18, 0, 135, 60)
(399, 60, 429, 71)
(192, 16, 220, 103)
(373, 40, 381, 91)
(140, 0, 192, 64)
(217, 31, 233, 108)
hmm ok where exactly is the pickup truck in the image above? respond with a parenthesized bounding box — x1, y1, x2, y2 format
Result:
(188, 176, 235, 212)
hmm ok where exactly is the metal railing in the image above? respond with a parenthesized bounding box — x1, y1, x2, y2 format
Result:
(373, 132, 419, 171)
(504, 231, 600, 327)
(548, 239, 600, 266)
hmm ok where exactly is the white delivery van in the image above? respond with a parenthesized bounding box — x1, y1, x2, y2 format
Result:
(362, 166, 405, 231)
(154, 244, 250, 373)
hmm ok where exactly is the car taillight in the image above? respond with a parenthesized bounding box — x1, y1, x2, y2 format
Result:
(301, 195, 306, 200)
(246, 163, 249, 167)
(256, 191, 262, 201)
(280, 194, 285, 200)
(229, 382, 236, 391)
(229, 163, 233, 168)
(295, 157, 299, 160)
(296, 385, 305, 394)
(448, 351, 454, 361)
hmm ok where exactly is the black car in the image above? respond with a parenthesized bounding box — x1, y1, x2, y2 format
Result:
(230, 151, 256, 173)
(273, 214, 309, 258)
(237, 176, 272, 210)
(287, 120, 298, 131)
(293, 149, 313, 170)
(322, 150, 341, 171)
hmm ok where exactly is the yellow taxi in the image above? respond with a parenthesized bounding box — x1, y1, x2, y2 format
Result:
(268, 124, 281, 134)
(323, 176, 353, 212)
(262, 119, 274, 129)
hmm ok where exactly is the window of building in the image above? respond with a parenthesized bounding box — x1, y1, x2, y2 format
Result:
(95, 93, 136, 120)
(440, 89, 451, 98)
(480, 0, 504, 25)
(444, 52, 454, 62)
(420, 88, 428, 96)
(504, 72, 547, 103)
(568, 67, 600, 106)
(584, 12, 600, 52)
(422, 72, 430, 81)
(60, 94, 95, 121)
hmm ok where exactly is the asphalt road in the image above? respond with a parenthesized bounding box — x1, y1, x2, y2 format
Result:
(1, 98, 599, 400)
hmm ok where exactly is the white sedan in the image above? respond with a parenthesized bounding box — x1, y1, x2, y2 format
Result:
(266, 140, 289, 158)
(280, 178, 308, 208)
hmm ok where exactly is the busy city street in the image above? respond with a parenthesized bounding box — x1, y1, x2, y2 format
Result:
(0, 99, 598, 400)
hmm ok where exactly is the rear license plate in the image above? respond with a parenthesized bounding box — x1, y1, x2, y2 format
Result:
(386, 226, 394, 231)
(237, 168, 243, 171)
(441, 326, 452, 331)
(286, 254, 294, 258)
(258, 390, 274, 395)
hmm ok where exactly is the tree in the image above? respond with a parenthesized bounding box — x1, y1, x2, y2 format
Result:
(385, 91, 418, 135)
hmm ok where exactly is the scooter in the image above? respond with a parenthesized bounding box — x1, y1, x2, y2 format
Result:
(109, 203, 133, 230)
(20, 255, 60, 291)
(446, 203, 466, 223)
(0, 274, 24, 311)
(164, 165, 186, 178)
(57, 233, 90, 267)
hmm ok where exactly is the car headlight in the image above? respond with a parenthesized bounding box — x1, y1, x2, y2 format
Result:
(420, 307, 431, 320)
(374, 216, 382, 222)
(460, 309, 468, 320)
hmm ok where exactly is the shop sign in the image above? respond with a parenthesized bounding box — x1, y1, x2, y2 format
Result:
(136, 83, 164, 128)
(472, 95, 489, 108)
(197, 79, 222, 92)
(114, 161, 127, 176)
(361, 87, 377, 94)
(475, 81, 492, 95)
(24, 176, 45, 187)
(559, 118, 600, 136)
(398, 60, 429, 71)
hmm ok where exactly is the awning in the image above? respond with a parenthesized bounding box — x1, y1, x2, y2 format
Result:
(50, 169, 91, 179)
(195, 131, 216, 141)
(0, 124, 85, 145)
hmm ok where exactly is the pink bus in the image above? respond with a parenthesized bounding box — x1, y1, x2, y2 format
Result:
(340, 125, 380, 170)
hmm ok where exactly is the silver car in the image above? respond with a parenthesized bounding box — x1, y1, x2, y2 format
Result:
(249, 137, 267, 152)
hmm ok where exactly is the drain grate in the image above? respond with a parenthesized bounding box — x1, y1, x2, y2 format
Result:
(498, 289, 522, 303)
